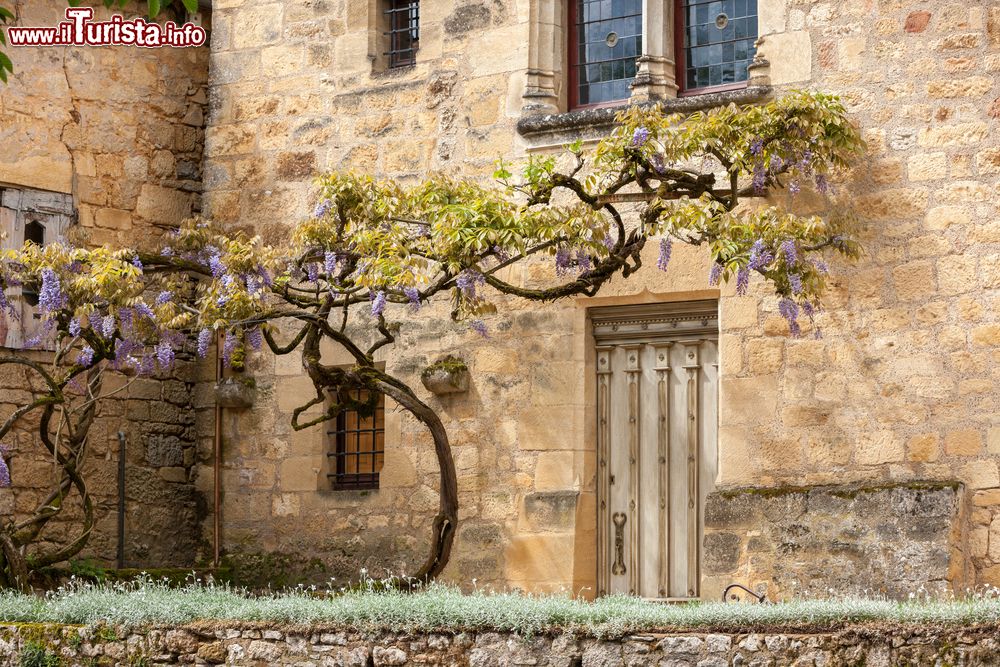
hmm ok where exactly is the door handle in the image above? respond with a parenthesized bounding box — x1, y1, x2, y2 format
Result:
(612, 512, 627, 575)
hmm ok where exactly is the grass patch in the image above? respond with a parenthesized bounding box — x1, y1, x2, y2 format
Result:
(2, 579, 1000, 637)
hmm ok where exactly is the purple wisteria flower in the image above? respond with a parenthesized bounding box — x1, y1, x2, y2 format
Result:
(469, 320, 489, 338)
(650, 153, 666, 174)
(209, 253, 226, 278)
(788, 181, 801, 195)
(137, 354, 155, 376)
(602, 234, 616, 250)
(156, 339, 175, 368)
(222, 331, 238, 367)
(132, 256, 143, 270)
(0, 445, 10, 488)
(38, 268, 66, 314)
(657, 238, 672, 272)
(491, 245, 511, 264)
(456, 270, 484, 299)
(815, 173, 830, 194)
(78, 345, 95, 367)
(736, 267, 750, 296)
(314, 199, 332, 218)
(404, 286, 421, 310)
(161, 246, 174, 257)
(770, 155, 784, 172)
(752, 162, 767, 194)
(709, 262, 723, 286)
(778, 297, 801, 337)
(156, 290, 172, 305)
(748, 240, 773, 271)
(577, 254, 592, 274)
(750, 138, 764, 156)
(631, 127, 650, 146)
(555, 247, 572, 277)
(789, 273, 803, 295)
(134, 303, 155, 320)
(779, 239, 797, 266)
(101, 314, 116, 338)
(324, 251, 337, 277)
(306, 263, 320, 284)
(246, 326, 263, 351)
(197, 328, 213, 359)
(371, 291, 387, 317)
(69, 317, 82, 337)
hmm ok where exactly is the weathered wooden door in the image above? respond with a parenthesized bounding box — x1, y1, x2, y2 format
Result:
(593, 301, 718, 599)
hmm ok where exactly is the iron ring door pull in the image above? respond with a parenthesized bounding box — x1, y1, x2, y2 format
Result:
(612, 512, 627, 575)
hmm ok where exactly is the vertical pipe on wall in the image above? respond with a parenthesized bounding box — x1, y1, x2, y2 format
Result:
(116, 430, 126, 570)
(213, 331, 223, 569)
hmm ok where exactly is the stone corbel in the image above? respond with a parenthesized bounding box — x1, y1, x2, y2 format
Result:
(747, 36, 771, 88)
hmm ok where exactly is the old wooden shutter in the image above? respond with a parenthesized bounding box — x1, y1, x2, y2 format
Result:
(0, 187, 74, 349)
(593, 300, 718, 599)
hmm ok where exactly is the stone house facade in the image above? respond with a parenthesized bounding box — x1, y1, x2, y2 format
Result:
(2, 0, 1000, 601)
(0, 1, 210, 569)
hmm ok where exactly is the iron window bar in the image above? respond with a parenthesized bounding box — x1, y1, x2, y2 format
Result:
(384, 0, 419, 69)
(327, 390, 385, 490)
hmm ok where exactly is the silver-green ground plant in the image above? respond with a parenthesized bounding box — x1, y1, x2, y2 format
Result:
(1, 579, 1000, 637)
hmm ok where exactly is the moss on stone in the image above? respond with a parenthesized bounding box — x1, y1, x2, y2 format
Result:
(420, 355, 468, 379)
(714, 480, 960, 501)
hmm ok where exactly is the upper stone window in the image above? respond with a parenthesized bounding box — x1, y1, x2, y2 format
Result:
(570, 0, 643, 108)
(678, 0, 758, 94)
(544, 0, 760, 113)
(0, 186, 74, 349)
(384, 0, 419, 69)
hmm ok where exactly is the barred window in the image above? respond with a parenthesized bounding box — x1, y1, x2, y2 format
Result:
(678, 0, 758, 93)
(570, 0, 643, 108)
(385, 0, 419, 69)
(327, 391, 385, 490)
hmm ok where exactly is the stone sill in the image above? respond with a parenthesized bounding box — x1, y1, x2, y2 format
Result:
(516, 85, 772, 150)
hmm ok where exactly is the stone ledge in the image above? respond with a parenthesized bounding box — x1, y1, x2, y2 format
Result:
(516, 85, 773, 145)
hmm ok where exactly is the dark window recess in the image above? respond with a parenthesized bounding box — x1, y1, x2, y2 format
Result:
(21, 220, 45, 307)
(679, 0, 757, 93)
(570, 0, 642, 108)
(385, 0, 419, 68)
(327, 391, 385, 490)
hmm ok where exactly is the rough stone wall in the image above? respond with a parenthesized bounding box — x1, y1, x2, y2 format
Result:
(0, 1, 210, 569)
(717, 0, 1000, 594)
(702, 482, 963, 600)
(5, 623, 1000, 666)
(201, 0, 1000, 594)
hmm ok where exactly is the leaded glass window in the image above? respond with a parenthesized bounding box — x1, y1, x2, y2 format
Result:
(571, 0, 643, 108)
(680, 0, 757, 92)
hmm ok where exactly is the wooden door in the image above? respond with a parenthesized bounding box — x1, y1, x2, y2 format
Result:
(593, 301, 718, 599)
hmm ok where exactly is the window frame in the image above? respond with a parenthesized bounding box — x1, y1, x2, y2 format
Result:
(568, 0, 643, 111)
(383, 0, 419, 70)
(673, 0, 755, 97)
(326, 389, 386, 491)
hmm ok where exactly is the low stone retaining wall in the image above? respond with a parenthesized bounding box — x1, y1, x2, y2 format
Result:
(3, 623, 1000, 666)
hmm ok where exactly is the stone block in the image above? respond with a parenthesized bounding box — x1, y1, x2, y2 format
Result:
(944, 429, 983, 456)
(765, 31, 812, 84)
(135, 184, 192, 225)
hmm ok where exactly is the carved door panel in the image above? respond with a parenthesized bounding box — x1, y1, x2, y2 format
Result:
(593, 301, 718, 599)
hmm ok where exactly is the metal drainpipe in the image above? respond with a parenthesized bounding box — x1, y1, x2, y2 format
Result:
(117, 431, 126, 570)
(213, 331, 224, 569)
